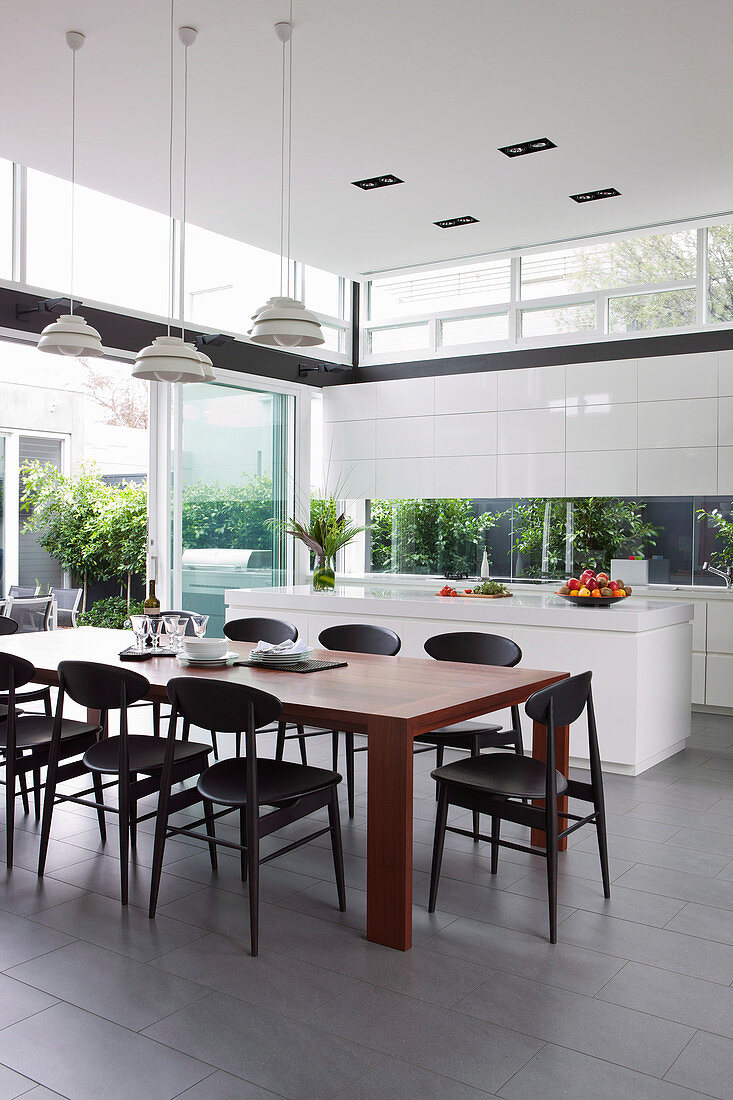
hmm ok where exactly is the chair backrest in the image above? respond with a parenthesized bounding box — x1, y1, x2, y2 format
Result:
(58, 661, 150, 712)
(10, 595, 54, 633)
(0, 651, 35, 693)
(167, 676, 282, 734)
(161, 610, 208, 637)
(0, 616, 18, 636)
(8, 585, 39, 598)
(424, 631, 521, 667)
(525, 671, 600, 803)
(318, 623, 401, 656)
(223, 616, 298, 644)
(50, 587, 82, 612)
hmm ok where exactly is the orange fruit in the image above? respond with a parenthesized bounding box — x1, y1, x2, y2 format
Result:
(616, 589, 626, 597)
(591, 590, 602, 597)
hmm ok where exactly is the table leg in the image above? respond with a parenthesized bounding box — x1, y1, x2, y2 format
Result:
(531, 720, 569, 852)
(366, 716, 414, 950)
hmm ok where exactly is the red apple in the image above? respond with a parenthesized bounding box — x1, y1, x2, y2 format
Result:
(567, 579, 580, 591)
(608, 580, 619, 592)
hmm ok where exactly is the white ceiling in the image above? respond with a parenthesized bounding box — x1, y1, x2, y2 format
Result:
(3, 0, 733, 279)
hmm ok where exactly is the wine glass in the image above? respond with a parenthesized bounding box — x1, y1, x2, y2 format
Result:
(162, 615, 180, 650)
(148, 616, 164, 650)
(192, 614, 209, 639)
(174, 618, 189, 651)
(128, 614, 147, 652)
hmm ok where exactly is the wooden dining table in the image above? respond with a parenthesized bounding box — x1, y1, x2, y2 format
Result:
(0, 627, 569, 951)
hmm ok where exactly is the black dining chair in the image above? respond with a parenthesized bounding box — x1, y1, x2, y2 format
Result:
(223, 616, 317, 762)
(278, 623, 402, 819)
(0, 652, 101, 868)
(428, 670, 610, 942)
(38, 661, 212, 904)
(149, 677, 346, 956)
(0, 615, 54, 817)
(415, 631, 525, 841)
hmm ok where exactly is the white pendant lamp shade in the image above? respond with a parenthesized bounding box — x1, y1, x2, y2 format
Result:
(132, 336, 206, 383)
(196, 349, 216, 381)
(249, 296, 325, 347)
(37, 313, 103, 357)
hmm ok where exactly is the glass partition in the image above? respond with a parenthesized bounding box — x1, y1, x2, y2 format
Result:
(26, 169, 169, 316)
(178, 381, 295, 634)
(364, 495, 733, 585)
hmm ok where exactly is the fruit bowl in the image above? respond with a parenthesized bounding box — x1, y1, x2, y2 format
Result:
(555, 592, 628, 608)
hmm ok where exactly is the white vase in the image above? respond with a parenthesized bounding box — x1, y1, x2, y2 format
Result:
(480, 549, 490, 579)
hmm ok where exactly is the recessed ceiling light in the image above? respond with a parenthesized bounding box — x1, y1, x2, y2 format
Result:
(570, 187, 621, 203)
(434, 215, 479, 229)
(498, 138, 556, 158)
(351, 174, 403, 190)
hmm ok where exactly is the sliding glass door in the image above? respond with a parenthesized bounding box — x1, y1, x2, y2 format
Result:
(173, 379, 295, 635)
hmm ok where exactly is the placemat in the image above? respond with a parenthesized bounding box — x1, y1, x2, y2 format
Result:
(235, 658, 348, 674)
(118, 647, 178, 661)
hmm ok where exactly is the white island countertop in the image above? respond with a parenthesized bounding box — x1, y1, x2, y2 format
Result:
(226, 584, 693, 634)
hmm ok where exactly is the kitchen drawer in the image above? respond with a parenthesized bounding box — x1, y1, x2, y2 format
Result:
(706, 599, 733, 654)
(705, 654, 733, 706)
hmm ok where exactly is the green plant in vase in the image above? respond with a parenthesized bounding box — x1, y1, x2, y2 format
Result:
(279, 505, 369, 592)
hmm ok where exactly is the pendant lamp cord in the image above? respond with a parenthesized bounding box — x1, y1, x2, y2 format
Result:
(181, 34, 189, 343)
(287, 0, 293, 298)
(69, 45, 76, 315)
(279, 0, 293, 298)
(167, 0, 175, 337)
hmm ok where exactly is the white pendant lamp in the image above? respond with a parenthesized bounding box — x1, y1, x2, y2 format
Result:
(249, 11, 324, 348)
(133, 11, 204, 383)
(38, 31, 104, 358)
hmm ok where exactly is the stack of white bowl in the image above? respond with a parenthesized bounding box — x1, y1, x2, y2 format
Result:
(180, 637, 229, 664)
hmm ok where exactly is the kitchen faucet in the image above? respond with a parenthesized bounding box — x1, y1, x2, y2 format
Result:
(702, 561, 733, 589)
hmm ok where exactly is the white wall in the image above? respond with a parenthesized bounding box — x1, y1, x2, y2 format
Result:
(323, 349, 732, 498)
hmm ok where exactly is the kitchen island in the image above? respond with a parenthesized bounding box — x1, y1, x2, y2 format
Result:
(226, 584, 694, 774)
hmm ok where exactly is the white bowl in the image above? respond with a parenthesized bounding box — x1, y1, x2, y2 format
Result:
(183, 637, 228, 659)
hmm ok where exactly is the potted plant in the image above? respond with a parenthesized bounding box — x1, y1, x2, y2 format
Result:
(279, 502, 369, 591)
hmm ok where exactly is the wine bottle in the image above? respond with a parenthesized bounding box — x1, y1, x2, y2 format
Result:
(144, 580, 161, 616)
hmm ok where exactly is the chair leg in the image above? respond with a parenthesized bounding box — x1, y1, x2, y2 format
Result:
(239, 809, 247, 883)
(38, 749, 60, 877)
(328, 788, 347, 911)
(297, 724, 308, 765)
(42, 687, 52, 718)
(490, 816, 500, 874)
(275, 722, 285, 760)
(331, 730, 339, 772)
(470, 736, 481, 842)
(91, 771, 107, 843)
(152, 701, 161, 737)
(236, 731, 242, 757)
(546, 821, 559, 944)
(210, 730, 219, 760)
(118, 769, 130, 906)
(32, 761, 42, 820)
(245, 810, 259, 957)
(148, 772, 171, 919)
(345, 731, 355, 819)
(203, 798, 218, 871)
(17, 755, 29, 816)
(595, 802, 611, 899)
(428, 784, 449, 913)
(5, 751, 16, 869)
(182, 719, 190, 742)
(129, 775, 138, 851)
(434, 745, 444, 800)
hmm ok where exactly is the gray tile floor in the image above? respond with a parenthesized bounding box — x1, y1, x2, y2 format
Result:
(1, 711, 732, 1099)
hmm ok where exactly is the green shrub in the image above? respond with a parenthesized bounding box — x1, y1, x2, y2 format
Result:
(78, 596, 144, 630)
